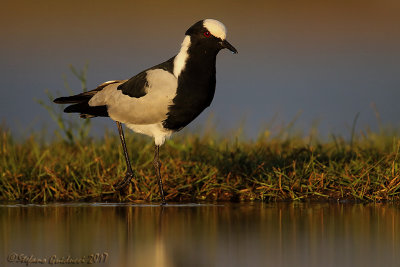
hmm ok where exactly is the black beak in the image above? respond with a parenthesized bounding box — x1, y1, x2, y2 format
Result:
(221, 39, 238, 54)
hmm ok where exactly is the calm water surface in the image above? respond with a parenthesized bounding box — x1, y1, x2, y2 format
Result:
(1, 202, 400, 267)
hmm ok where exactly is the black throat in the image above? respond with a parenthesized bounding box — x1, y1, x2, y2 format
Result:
(163, 41, 219, 131)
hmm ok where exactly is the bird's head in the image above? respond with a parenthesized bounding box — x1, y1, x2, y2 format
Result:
(185, 19, 238, 55)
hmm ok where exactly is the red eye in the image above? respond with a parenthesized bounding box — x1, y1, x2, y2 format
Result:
(204, 31, 211, 37)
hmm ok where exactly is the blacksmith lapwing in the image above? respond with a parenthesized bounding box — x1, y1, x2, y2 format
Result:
(54, 19, 237, 204)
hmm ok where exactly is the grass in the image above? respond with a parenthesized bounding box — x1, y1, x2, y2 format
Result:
(1, 123, 400, 203)
(35, 64, 92, 144)
(2, 66, 399, 203)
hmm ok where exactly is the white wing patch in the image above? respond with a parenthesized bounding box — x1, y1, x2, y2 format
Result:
(203, 19, 227, 40)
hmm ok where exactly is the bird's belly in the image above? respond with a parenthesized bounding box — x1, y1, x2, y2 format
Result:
(125, 122, 172, 145)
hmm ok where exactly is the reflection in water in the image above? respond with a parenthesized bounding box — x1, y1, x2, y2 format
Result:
(1, 203, 400, 267)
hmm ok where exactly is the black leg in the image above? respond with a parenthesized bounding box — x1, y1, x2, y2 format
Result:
(153, 145, 166, 205)
(114, 121, 134, 190)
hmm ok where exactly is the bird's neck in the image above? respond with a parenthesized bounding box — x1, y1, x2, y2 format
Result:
(173, 36, 191, 77)
(173, 35, 218, 80)
(163, 37, 218, 131)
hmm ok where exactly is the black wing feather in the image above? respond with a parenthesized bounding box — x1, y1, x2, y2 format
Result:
(117, 71, 149, 98)
(117, 57, 175, 98)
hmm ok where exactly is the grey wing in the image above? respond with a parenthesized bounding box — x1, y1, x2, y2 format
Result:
(117, 57, 175, 98)
(89, 69, 178, 125)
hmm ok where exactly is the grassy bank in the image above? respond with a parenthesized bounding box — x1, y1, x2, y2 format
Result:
(1, 125, 400, 203)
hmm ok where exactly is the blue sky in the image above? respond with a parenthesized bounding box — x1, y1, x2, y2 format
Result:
(1, 0, 399, 139)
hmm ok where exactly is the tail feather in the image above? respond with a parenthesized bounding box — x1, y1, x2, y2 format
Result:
(53, 80, 122, 118)
(54, 93, 93, 104)
(64, 102, 108, 118)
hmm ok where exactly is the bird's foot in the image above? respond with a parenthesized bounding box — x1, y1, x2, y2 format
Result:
(114, 172, 134, 191)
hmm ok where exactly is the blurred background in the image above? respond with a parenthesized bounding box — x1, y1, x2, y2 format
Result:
(1, 0, 399, 139)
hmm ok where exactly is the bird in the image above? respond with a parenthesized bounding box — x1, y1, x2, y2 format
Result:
(53, 19, 237, 204)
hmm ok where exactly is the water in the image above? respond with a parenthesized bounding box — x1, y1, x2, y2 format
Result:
(1, 202, 400, 267)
